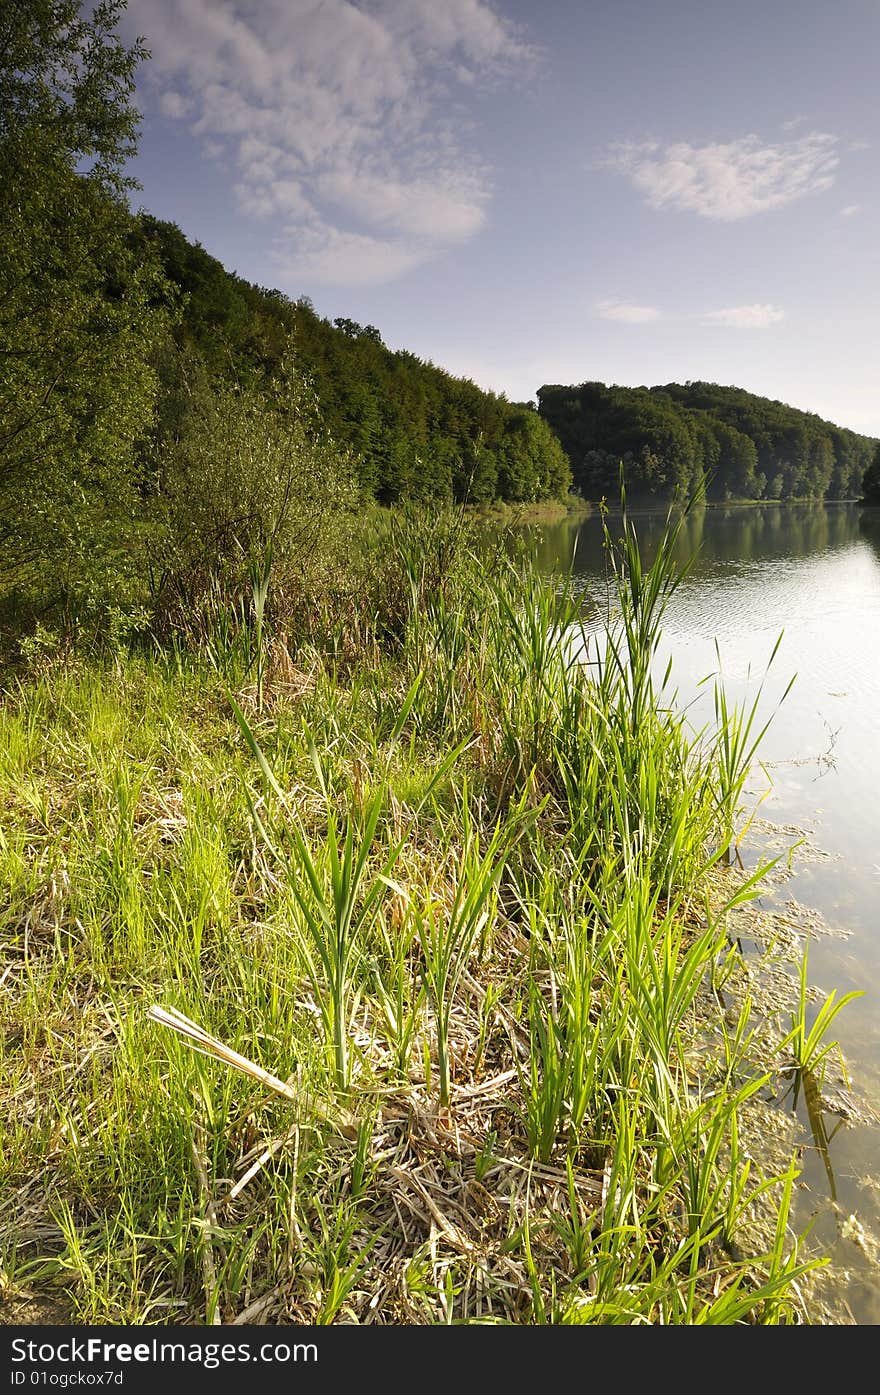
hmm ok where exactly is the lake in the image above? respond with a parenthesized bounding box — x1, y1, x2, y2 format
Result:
(524, 500, 880, 1323)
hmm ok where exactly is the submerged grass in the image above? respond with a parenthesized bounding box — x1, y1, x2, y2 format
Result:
(0, 500, 851, 1324)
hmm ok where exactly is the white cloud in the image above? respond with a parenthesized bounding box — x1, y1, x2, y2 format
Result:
(606, 132, 839, 220)
(840, 204, 861, 218)
(376, 0, 533, 73)
(128, 0, 534, 285)
(234, 177, 316, 222)
(158, 89, 193, 119)
(703, 304, 785, 329)
(596, 298, 661, 324)
(317, 167, 489, 242)
(273, 222, 430, 287)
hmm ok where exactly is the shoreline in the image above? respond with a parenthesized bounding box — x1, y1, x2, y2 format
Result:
(467, 494, 592, 524)
(473, 496, 864, 526)
(0, 507, 852, 1326)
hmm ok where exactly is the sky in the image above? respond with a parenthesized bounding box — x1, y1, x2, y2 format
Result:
(120, 0, 880, 435)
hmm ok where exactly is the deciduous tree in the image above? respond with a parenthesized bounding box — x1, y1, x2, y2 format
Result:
(0, 0, 172, 605)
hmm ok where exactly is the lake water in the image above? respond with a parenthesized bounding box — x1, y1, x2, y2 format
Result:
(524, 501, 880, 1323)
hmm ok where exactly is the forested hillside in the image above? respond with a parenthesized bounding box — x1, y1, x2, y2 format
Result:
(538, 380, 875, 502)
(138, 216, 571, 507)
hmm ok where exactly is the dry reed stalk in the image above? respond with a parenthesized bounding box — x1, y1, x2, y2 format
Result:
(190, 1118, 222, 1325)
(146, 1005, 358, 1136)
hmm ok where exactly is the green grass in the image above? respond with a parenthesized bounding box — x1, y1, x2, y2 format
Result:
(0, 501, 850, 1324)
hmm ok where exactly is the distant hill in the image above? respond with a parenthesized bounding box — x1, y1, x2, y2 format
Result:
(537, 379, 875, 502)
(137, 216, 571, 505)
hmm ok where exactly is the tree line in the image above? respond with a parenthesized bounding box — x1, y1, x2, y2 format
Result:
(537, 380, 876, 503)
(137, 215, 572, 509)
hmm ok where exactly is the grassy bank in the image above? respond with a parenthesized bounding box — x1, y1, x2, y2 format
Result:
(0, 505, 840, 1325)
(468, 493, 592, 525)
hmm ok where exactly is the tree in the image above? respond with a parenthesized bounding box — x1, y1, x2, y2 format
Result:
(537, 379, 875, 504)
(0, 0, 172, 605)
(861, 442, 880, 504)
(497, 409, 571, 501)
(153, 347, 360, 614)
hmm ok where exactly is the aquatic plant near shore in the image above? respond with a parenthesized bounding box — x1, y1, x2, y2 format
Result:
(711, 633, 796, 864)
(785, 940, 863, 1082)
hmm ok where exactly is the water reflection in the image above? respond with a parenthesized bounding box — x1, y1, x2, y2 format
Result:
(783, 1067, 844, 1203)
(527, 501, 871, 576)
(858, 505, 880, 557)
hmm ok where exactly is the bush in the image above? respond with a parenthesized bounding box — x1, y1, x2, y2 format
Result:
(150, 346, 360, 627)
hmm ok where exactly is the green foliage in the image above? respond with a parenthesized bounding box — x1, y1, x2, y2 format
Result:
(538, 380, 875, 504)
(148, 346, 359, 632)
(0, 0, 174, 607)
(860, 440, 880, 504)
(139, 216, 571, 507)
(785, 941, 864, 1082)
(417, 783, 535, 1108)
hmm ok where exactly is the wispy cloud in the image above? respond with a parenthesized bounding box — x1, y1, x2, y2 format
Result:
(840, 204, 861, 218)
(606, 132, 839, 220)
(273, 221, 431, 287)
(703, 304, 785, 329)
(158, 89, 192, 119)
(593, 298, 784, 329)
(131, 0, 535, 285)
(596, 298, 661, 324)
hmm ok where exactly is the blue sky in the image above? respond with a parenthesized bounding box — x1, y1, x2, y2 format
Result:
(121, 0, 879, 434)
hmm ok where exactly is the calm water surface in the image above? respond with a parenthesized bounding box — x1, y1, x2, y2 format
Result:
(525, 502, 880, 1322)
